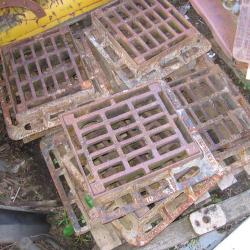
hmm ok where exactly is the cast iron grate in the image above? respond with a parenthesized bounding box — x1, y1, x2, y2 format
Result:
(0, 27, 116, 141)
(61, 82, 201, 197)
(166, 59, 250, 171)
(96, 0, 192, 64)
(1, 27, 89, 113)
(41, 131, 221, 246)
(86, 0, 211, 86)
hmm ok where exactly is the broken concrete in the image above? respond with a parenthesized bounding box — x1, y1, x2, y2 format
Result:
(190, 204, 226, 235)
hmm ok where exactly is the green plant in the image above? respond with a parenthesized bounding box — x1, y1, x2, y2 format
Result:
(56, 210, 74, 237)
(74, 233, 92, 245)
(57, 210, 69, 227)
(211, 194, 223, 203)
(63, 224, 74, 237)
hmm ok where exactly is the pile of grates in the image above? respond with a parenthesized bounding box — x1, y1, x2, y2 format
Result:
(1, 0, 250, 249)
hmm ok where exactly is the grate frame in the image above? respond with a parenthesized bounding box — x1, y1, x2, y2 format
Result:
(0, 28, 116, 141)
(85, 0, 211, 87)
(112, 174, 221, 246)
(61, 82, 201, 198)
(40, 133, 122, 250)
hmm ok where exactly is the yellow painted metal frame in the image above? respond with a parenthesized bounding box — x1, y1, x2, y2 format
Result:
(0, 0, 111, 46)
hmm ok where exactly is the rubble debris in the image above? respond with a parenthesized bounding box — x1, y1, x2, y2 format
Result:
(86, 0, 211, 87)
(190, 204, 227, 235)
(0, 26, 119, 142)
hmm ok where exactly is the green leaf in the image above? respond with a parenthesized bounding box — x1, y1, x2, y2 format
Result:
(84, 194, 94, 208)
(63, 224, 74, 237)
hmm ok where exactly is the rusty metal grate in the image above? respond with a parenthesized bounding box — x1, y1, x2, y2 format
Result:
(166, 57, 250, 174)
(95, 0, 193, 64)
(0, 27, 117, 141)
(112, 175, 221, 246)
(40, 131, 221, 246)
(2, 27, 90, 112)
(86, 0, 211, 86)
(41, 131, 123, 250)
(59, 81, 222, 223)
(40, 133, 91, 235)
(61, 82, 200, 195)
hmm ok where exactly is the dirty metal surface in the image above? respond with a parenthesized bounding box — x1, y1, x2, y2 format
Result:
(86, 0, 211, 87)
(40, 130, 222, 246)
(166, 57, 250, 177)
(60, 81, 222, 223)
(233, 0, 250, 64)
(112, 174, 221, 247)
(0, 27, 114, 141)
(0, 0, 46, 19)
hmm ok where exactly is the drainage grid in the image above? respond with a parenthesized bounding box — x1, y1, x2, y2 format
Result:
(60, 81, 221, 223)
(0, 26, 115, 141)
(86, 0, 211, 87)
(40, 130, 222, 246)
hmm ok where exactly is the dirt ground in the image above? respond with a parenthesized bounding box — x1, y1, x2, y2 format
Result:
(0, 112, 94, 250)
(0, 1, 250, 250)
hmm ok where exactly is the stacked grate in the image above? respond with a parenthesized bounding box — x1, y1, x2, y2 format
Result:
(85, 0, 211, 87)
(1, 0, 250, 249)
(0, 26, 120, 142)
(40, 55, 250, 247)
(41, 82, 222, 246)
(166, 57, 250, 187)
